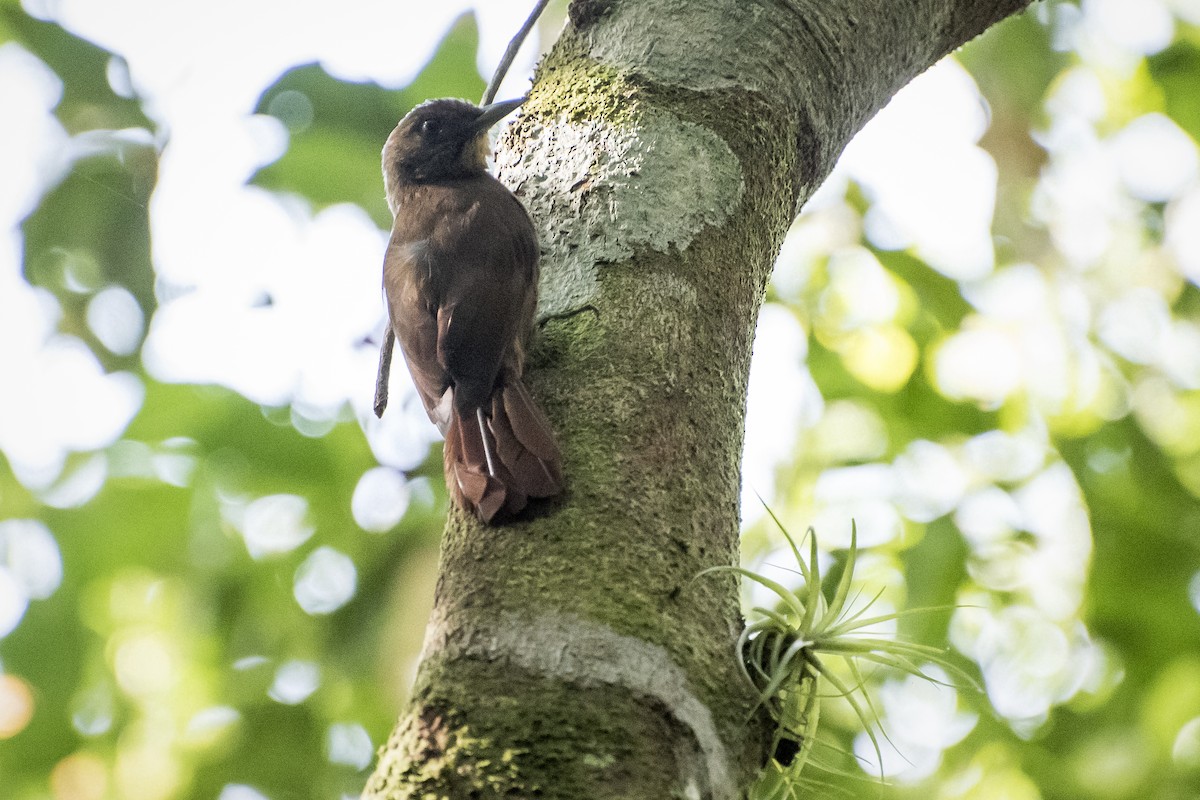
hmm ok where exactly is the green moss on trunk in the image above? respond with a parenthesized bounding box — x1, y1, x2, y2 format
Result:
(366, 660, 701, 800)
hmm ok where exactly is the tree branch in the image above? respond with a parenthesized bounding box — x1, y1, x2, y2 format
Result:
(365, 1, 1034, 797)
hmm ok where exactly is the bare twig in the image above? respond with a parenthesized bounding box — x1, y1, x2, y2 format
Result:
(374, 0, 551, 419)
(481, 0, 552, 105)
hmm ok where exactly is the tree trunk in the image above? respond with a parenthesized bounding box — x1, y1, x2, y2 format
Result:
(363, 0, 1031, 797)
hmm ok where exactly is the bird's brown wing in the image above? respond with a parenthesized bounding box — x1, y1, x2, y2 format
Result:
(383, 178, 537, 419)
(384, 177, 556, 522)
(430, 177, 538, 413)
(383, 224, 451, 430)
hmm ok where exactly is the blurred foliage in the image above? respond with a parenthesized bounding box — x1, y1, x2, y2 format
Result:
(1, 2, 1199, 800)
(0, 378, 449, 799)
(0, 3, 150, 133)
(0, 3, 471, 799)
(743, 6, 1200, 799)
(1149, 38, 1200, 141)
(23, 148, 158, 323)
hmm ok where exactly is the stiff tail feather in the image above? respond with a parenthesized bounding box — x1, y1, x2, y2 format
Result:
(442, 378, 563, 523)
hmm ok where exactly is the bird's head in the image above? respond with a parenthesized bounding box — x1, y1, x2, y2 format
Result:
(382, 97, 524, 200)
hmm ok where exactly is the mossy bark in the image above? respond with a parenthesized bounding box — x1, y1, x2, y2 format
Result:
(364, 1, 1032, 798)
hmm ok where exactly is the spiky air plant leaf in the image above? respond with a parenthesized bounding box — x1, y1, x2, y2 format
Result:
(699, 513, 975, 798)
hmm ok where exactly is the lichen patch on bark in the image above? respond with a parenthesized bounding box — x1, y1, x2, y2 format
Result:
(366, 657, 721, 800)
(418, 608, 737, 797)
(497, 109, 743, 318)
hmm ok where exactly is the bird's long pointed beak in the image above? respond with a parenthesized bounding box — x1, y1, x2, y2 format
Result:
(472, 97, 526, 132)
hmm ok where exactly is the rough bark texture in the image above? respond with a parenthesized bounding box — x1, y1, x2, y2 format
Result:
(364, 1, 1032, 798)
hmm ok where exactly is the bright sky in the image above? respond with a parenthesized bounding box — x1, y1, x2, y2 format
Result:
(2, 0, 1200, 781)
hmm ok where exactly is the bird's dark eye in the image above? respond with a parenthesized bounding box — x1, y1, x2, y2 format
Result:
(419, 118, 441, 137)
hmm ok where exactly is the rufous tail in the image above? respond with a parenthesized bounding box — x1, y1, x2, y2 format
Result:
(442, 378, 563, 523)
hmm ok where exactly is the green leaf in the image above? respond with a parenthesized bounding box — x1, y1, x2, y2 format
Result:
(1148, 39, 1200, 142)
(21, 148, 158, 343)
(0, 4, 152, 132)
(250, 12, 486, 228)
(957, 9, 1064, 120)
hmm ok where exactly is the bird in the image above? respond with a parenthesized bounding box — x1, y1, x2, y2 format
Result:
(380, 97, 563, 523)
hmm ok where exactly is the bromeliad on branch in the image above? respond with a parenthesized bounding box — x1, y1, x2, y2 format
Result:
(699, 517, 977, 795)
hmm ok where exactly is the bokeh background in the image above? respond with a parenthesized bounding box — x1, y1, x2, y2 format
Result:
(1, 0, 1199, 798)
